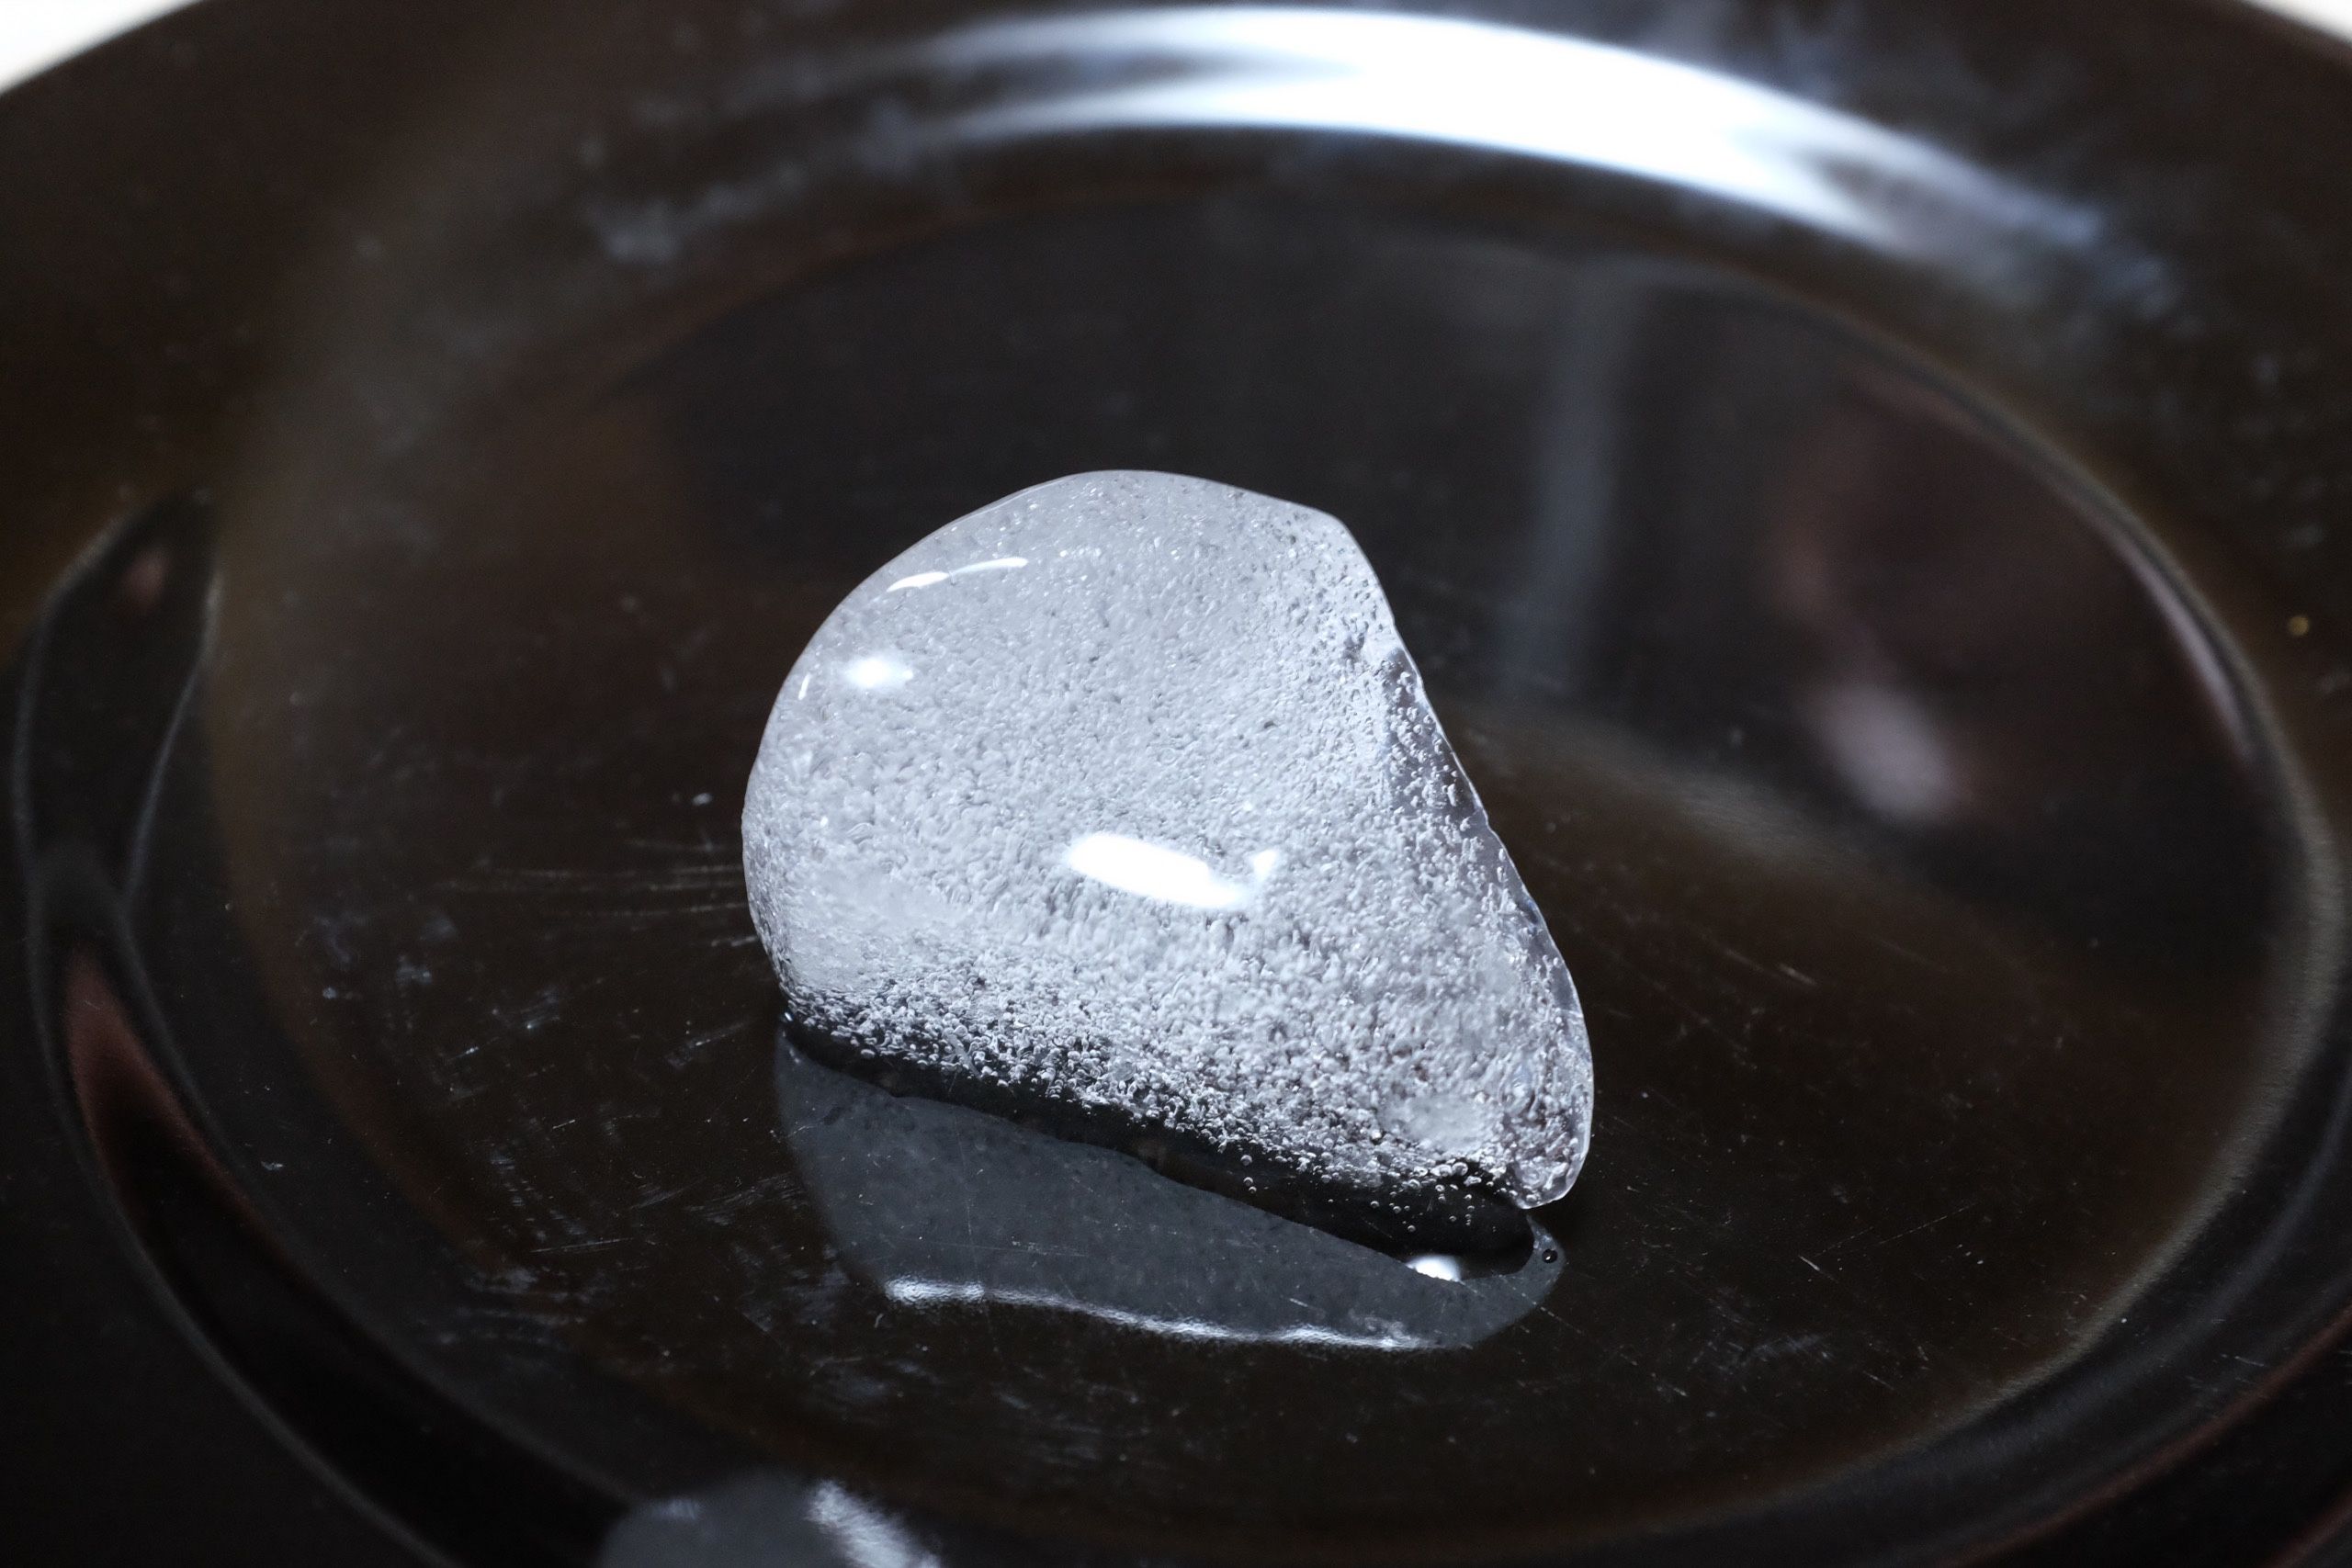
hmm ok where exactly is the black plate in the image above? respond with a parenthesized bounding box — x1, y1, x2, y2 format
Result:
(8, 1, 2352, 1563)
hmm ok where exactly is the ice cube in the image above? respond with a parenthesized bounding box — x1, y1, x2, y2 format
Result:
(742, 471, 1590, 1248)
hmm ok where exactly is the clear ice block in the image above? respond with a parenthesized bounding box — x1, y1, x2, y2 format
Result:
(742, 471, 1591, 1247)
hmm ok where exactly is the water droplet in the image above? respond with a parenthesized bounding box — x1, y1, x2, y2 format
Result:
(743, 472, 1591, 1246)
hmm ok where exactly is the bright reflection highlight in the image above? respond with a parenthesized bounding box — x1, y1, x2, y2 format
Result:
(886, 555, 1030, 592)
(933, 6, 2080, 254)
(1064, 830, 1280, 909)
(842, 654, 913, 691)
(805, 1482, 944, 1568)
(887, 1277, 1420, 1348)
(1806, 678, 1963, 823)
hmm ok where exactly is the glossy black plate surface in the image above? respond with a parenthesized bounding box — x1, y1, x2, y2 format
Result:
(7, 2, 2352, 1563)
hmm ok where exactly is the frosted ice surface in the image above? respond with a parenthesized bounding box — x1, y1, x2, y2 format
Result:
(742, 471, 1591, 1243)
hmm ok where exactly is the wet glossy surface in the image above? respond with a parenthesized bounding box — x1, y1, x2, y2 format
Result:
(175, 195, 2312, 1554)
(9, 1, 2352, 1563)
(773, 1041, 1567, 1350)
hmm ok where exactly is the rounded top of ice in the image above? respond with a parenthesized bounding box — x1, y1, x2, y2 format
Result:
(743, 470, 1590, 1247)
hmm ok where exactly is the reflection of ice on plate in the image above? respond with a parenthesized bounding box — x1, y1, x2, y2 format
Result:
(774, 1040, 1564, 1351)
(602, 1472, 942, 1568)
